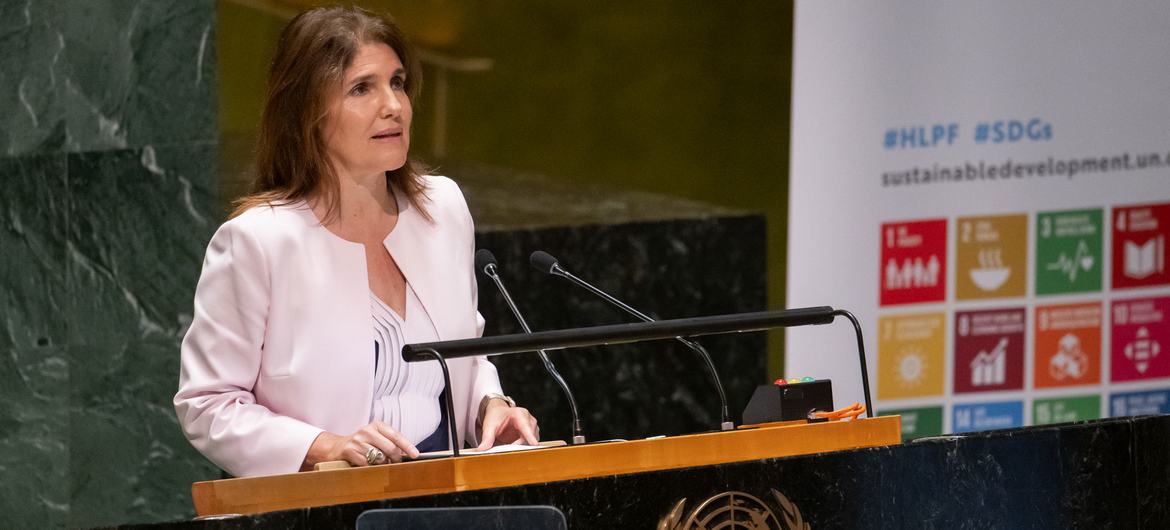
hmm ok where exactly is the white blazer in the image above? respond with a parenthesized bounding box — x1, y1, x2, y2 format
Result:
(174, 176, 503, 477)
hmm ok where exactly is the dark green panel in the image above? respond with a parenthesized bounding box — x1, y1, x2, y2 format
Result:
(68, 339, 219, 527)
(0, 0, 215, 155)
(0, 346, 69, 528)
(0, 153, 68, 350)
(66, 144, 217, 345)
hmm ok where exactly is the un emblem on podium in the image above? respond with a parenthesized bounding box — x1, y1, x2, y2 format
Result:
(657, 489, 810, 530)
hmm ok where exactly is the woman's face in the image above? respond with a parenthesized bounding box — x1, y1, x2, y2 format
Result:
(323, 42, 412, 180)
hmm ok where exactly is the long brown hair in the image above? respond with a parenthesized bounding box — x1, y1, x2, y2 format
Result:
(231, 6, 430, 221)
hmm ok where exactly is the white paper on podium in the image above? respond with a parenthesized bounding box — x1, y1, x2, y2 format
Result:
(411, 440, 567, 460)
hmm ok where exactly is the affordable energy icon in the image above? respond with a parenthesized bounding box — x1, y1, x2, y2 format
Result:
(878, 313, 945, 399)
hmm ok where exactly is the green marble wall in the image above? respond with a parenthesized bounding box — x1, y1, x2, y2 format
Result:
(0, 1, 219, 527)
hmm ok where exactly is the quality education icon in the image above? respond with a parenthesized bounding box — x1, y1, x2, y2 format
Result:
(1112, 203, 1170, 289)
(957, 214, 1027, 300)
(878, 313, 945, 399)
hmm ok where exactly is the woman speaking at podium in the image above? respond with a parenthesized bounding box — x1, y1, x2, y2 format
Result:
(174, 6, 538, 478)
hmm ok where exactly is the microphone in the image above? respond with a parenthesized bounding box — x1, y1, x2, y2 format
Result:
(529, 250, 734, 431)
(476, 249, 586, 444)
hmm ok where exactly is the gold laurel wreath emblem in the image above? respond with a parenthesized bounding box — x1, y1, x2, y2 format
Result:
(657, 489, 809, 530)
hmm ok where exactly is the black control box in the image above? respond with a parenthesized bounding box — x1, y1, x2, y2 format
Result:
(741, 379, 834, 424)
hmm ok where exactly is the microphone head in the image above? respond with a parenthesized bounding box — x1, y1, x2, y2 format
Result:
(474, 249, 498, 275)
(529, 250, 560, 274)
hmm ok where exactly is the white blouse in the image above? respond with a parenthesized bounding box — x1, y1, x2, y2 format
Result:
(370, 284, 445, 444)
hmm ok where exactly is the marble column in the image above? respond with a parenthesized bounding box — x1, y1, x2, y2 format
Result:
(0, 1, 219, 527)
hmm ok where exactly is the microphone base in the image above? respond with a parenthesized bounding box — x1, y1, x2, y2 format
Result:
(720, 421, 735, 431)
(571, 435, 586, 445)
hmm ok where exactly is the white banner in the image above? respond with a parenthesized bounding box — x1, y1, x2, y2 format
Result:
(788, 0, 1170, 437)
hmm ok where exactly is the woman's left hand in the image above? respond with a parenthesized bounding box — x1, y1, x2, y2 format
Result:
(476, 399, 539, 450)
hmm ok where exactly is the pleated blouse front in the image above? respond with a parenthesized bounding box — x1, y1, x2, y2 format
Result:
(369, 284, 444, 445)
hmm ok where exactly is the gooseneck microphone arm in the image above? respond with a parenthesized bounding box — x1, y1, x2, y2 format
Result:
(831, 309, 873, 417)
(477, 250, 586, 444)
(530, 251, 734, 431)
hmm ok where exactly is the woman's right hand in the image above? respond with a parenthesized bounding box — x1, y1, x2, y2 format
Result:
(303, 422, 420, 469)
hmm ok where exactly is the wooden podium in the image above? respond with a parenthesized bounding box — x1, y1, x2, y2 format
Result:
(191, 415, 900, 517)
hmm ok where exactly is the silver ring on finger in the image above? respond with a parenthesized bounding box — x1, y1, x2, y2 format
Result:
(366, 446, 386, 465)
